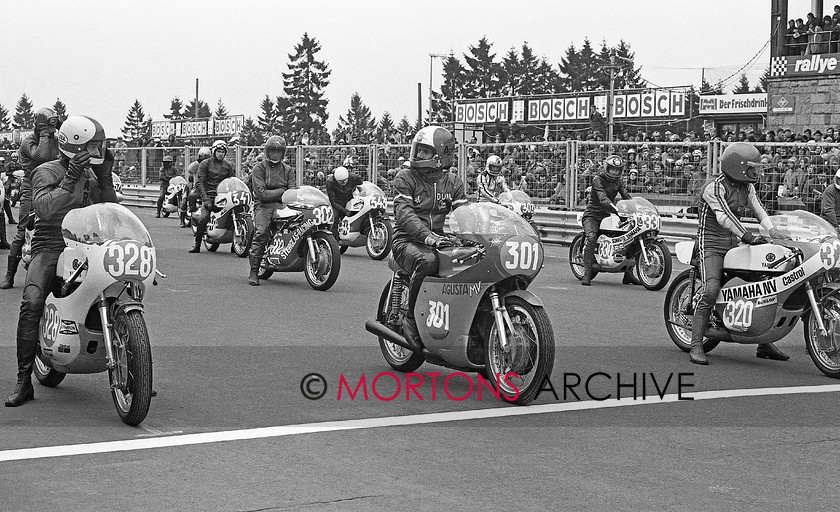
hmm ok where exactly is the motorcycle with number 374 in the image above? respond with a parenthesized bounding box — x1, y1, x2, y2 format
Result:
(35, 203, 164, 425)
(365, 201, 555, 405)
(664, 210, 840, 378)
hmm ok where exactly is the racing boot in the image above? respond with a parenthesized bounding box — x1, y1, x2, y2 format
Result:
(0, 228, 10, 251)
(401, 313, 424, 352)
(689, 313, 709, 365)
(581, 243, 595, 286)
(0, 255, 18, 289)
(622, 271, 640, 285)
(179, 211, 188, 228)
(5, 367, 34, 407)
(248, 255, 260, 286)
(756, 342, 790, 361)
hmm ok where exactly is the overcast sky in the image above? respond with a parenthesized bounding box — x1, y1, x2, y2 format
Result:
(0, 0, 786, 137)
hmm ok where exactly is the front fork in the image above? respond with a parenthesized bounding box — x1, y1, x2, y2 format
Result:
(489, 290, 514, 354)
(637, 238, 651, 266)
(307, 236, 318, 264)
(806, 282, 829, 339)
(97, 291, 124, 389)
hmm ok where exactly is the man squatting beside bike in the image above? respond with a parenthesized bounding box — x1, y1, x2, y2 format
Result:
(326, 165, 364, 238)
(6, 116, 118, 406)
(190, 140, 234, 253)
(0, 108, 62, 289)
(181, 147, 212, 228)
(580, 155, 638, 286)
(155, 155, 177, 218)
(689, 141, 789, 365)
(392, 126, 468, 350)
(248, 136, 294, 286)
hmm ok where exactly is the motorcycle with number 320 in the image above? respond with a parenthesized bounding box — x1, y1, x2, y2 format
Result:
(35, 203, 163, 425)
(366, 201, 554, 405)
(665, 210, 840, 378)
(258, 185, 341, 290)
(570, 197, 672, 290)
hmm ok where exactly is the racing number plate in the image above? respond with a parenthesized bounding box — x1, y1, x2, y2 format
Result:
(103, 240, 155, 281)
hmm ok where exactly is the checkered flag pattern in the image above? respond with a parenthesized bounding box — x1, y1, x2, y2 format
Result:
(770, 56, 787, 77)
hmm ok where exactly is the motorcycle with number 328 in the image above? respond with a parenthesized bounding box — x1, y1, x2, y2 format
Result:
(365, 201, 554, 405)
(570, 197, 672, 290)
(35, 203, 163, 425)
(664, 210, 840, 378)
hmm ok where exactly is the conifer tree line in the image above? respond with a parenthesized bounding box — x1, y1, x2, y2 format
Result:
(0, 34, 771, 144)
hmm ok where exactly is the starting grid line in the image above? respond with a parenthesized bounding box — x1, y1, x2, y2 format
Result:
(2, 383, 840, 462)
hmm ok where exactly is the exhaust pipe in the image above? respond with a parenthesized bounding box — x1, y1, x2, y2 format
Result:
(365, 318, 423, 353)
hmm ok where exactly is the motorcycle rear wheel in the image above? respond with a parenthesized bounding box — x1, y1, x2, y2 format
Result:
(33, 351, 66, 387)
(366, 218, 393, 261)
(204, 240, 219, 252)
(111, 310, 153, 426)
(663, 269, 720, 353)
(804, 296, 840, 378)
(258, 256, 274, 280)
(484, 296, 554, 405)
(635, 239, 673, 291)
(569, 234, 596, 281)
(304, 232, 341, 291)
(232, 217, 254, 258)
(376, 282, 424, 372)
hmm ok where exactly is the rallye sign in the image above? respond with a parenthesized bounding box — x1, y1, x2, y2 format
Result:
(770, 53, 840, 77)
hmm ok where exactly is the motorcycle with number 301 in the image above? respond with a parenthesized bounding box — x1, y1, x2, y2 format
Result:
(365, 201, 555, 405)
(664, 210, 840, 378)
(570, 197, 672, 290)
(258, 185, 341, 291)
(34, 203, 164, 425)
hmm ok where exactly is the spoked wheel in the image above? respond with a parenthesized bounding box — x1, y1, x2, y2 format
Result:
(111, 310, 153, 426)
(232, 216, 254, 258)
(366, 218, 393, 260)
(635, 239, 673, 291)
(304, 232, 341, 291)
(804, 295, 840, 378)
(204, 240, 219, 252)
(33, 351, 66, 387)
(376, 282, 424, 372)
(484, 296, 554, 405)
(569, 234, 595, 281)
(663, 269, 720, 354)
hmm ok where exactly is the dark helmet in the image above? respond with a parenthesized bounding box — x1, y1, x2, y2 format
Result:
(409, 126, 455, 179)
(265, 135, 286, 164)
(35, 107, 61, 129)
(720, 142, 762, 183)
(602, 154, 625, 180)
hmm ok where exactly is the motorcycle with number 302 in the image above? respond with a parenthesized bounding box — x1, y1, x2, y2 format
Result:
(570, 197, 672, 290)
(365, 201, 555, 405)
(35, 203, 164, 425)
(664, 210, 840, 378)
(191, 177, 254, 257)
(258, 185, 341, 291)
(337, 181, 393, 260)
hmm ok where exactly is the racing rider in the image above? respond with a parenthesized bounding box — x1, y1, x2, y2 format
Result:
(476, 154, 510, 203)
(190, 140, 234, 253)
(392, 126, 468, 351)
(5, 115, 118, 407)
(248, 136, 295, 286)
(182, 146, 211, 228)
(155, 155, 177, 218)
(689, 141, 788, 365)
(326, 165, 363, 238)
(820, 169, 840, 233)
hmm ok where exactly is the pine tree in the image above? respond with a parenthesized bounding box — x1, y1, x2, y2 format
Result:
(183, 99, 210, 118)
(440, 55, 467, 120)
(13, 94, 35, 129)
(463, 37, 504, 97)
(283, 32, 331, 135)
(534, 56, 560, 95)
(613, 40, 646, 89)
(396, 116, 413, 143)
(241, 117, 263, 146)
(758, 66, 770, 93)
(733, 73, 751, 94)
(274, 95, 293, 134)
(164, 97, 183, 120)
(121, 99, 146, 143)
(0, 103, 10, 131)
(502, 47, 520, 95)
(594, 40, 613, 91)
(337, 93, 377, 144)
(557, 38, 600, 92)
(257, 95, 277, 136)
(52, 98, 67, 120)
(377, 111, 395, 142)
(214, 98, 228, 117)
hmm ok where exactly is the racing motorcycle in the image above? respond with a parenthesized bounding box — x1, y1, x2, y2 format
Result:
(33, 203, 164, 425)
(190, 177, 254, 258)
(569, 197, 672, 290)
(161, 176, 187, 218)
(664, 210, 840, 378)
(7, 169, 23, 207)
(258, 185, 341, 291)
(498, 189, 540, 242)
(365, 201, 554, 405)
(337, 181, 393, 260)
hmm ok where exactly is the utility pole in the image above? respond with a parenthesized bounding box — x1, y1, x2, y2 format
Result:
(195, 78, 199, 119)
(598, 51, 634, 143)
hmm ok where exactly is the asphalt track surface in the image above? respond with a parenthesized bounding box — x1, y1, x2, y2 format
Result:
(1, 207, 839, 511)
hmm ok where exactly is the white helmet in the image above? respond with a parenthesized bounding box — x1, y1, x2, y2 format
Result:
(333, 166, 349, 183)
(485, 155, 503, 176)
(58, 115, 107, 165)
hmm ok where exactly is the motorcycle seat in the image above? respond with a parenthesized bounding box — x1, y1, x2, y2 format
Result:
(273, 207, 301, 221)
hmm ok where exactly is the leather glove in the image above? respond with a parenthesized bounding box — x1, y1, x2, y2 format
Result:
(768, 227, 785, 239)
(92, 149, 115, 182)
(64, 151, 90, 186)
(424, 233, 456, 248)
(741, 232, 770, 245)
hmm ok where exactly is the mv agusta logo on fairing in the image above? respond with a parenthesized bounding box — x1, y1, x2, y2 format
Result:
(441, 282, 481, 297)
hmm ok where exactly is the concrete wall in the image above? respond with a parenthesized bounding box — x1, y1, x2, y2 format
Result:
(768, 76, 840, 131)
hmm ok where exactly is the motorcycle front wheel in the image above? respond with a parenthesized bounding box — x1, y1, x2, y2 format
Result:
(804, 295, 840, 378)
(232, 216, 254, 258)
(484, 296, 554, 405)
(635, 239, 673, 291)
(304, 231, 341, 291)
(376, 282, 424, 372)
(111, 310, 153, 426)
(569, 234, 596, 281)
(33, 351, 66, 387)
(663, 269, 720, 354)
(366, 218, 393, 261)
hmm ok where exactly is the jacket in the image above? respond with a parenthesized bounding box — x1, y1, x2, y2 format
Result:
(582, 173, 630, 220)
(392, 168, 467, 243)
(251, 160, 295, 209)
(697, 174, 768, 243)
(326, 173, 364, 215)
(195, 158, 235, 204)
(822, 184, 840, 228)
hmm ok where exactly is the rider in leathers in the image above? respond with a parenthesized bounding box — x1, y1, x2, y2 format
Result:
(190, 140, 234, 253)
(5, 115, 117, 407)
(155, 155, 177, 218)
(181, 146, 211, 228)
(326, 165, 364, 237)
(0, 108, 61, 289)
(392, 126, 468, 350)
(689, 142, 788, 365)
(248, 135, 295, 286)
(3, 153, 21, 226)
(476, 154, 510, 203)
(580, 155, 635, 286)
